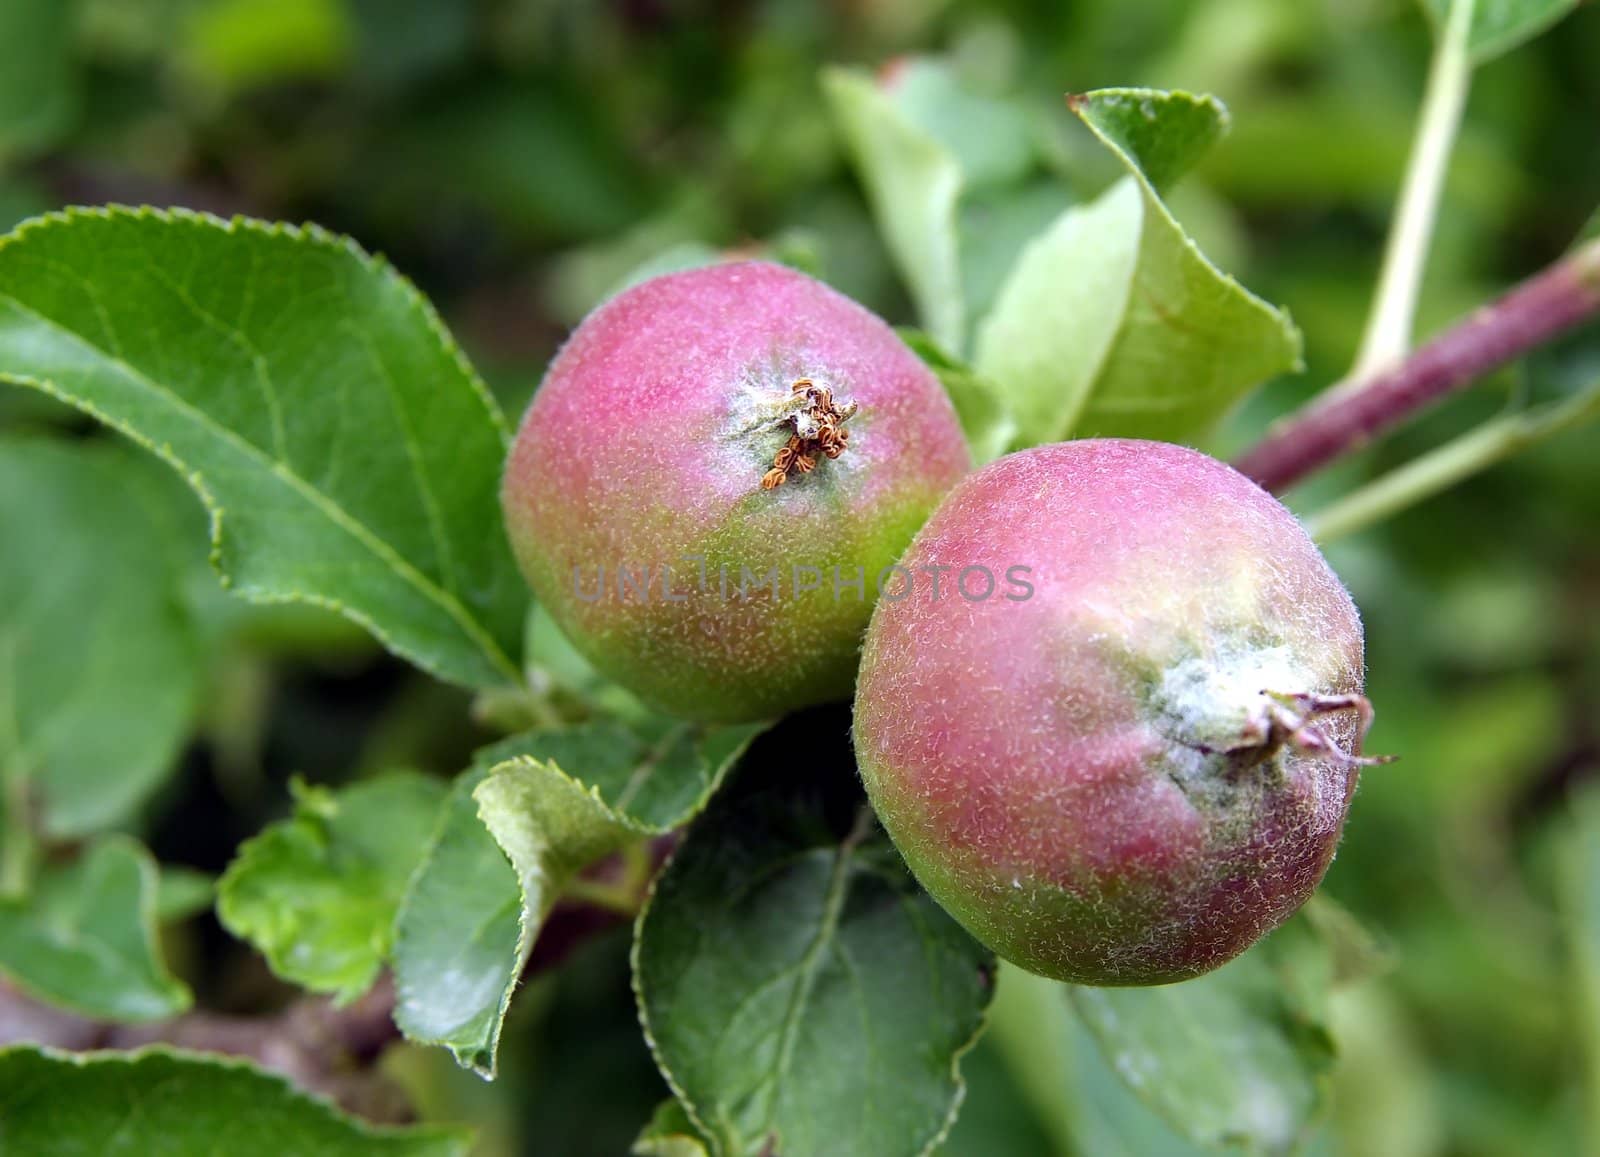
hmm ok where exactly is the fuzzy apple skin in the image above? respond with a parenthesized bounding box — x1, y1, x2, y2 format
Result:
(853, 439, 1366, 985)
(502, 261, 970, 723)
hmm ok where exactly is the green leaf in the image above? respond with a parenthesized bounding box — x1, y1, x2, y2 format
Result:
(1066, 89, 1229, 198)
(0, 1045, 473, 1156)
(1066, 921, 1337, 1153)
(218, 772, 448, 1002)
(633, 732, 995, 1157)
(181, 0, 352, 93)
(392, 719, 762, 1077)
(634, 1099, 714, 1157)
(974, 89, 1302, 445)
(898, 329, 1017, 464)
(156, 865, 215, 924)
(391, 762, 520, 1076)
(822, 68, 966, 352)
(0, 207, 527, 690)
(0, 0, 76, 161)
(882, 59, 1037, 192)
(1061, 995, 1215, 1157)
(1419, 0, 1582, 64)
(0, 437, 200, 838)
(1555, 785, 1600, 1145)
(0, 837, 191, 1022)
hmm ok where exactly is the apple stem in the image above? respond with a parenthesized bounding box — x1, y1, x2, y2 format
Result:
(1233, 237, 1600, 494)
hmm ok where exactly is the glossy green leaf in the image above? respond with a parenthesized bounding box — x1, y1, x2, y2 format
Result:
(1066, 921, 1337, 1153)
(392, 719, 761, 1076)
(218, 772, 448, 1002)
(1419, 0, 1582, 64)
(0, 438, 199, 837)
(975, 89, 1301, 445)
(0, 207, 527, 690)
(0, 0, 76, 160)
(0, 837, 190, 1022)
(898, 329, 1017, 464)
(822, 68, 966, 351)
(0, 1045, 473, 1156)
(391, 762, 520, 1076)
(633, 742, 994, 1157)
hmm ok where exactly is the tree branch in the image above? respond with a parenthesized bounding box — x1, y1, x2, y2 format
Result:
(1234, 238, 1600, 494)
(0, 975, 411, 1124)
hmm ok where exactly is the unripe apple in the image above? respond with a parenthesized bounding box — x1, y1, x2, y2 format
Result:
(853, 439, 1377, 985)
(502, 261, 970, 723)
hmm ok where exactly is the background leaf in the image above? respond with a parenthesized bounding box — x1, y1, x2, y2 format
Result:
(822, 68, 966, 351)
(0, 437, 199, 838)
(974, 88, 1302, 445)
(0, 1045, 473, 1156)
(156, 865, 216, 924)
(392, 718, 761, 1076)
(1555, 785, 1600, 1151)
(0, 207, 527, 690)
(633, 1099, 714, 1157)
(217, 772, 448, 1003)
(898, 329, 1018, 464)
(1420, 0, 1583, 64)
(633, 714, 995, 1157)
(0, 0, 76, 161)
(0, 837, 190, 1022)
(1065, 920, 1338, 1152)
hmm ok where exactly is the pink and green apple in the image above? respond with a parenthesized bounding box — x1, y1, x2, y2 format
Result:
(502, 261, 970, 722)
(853, 439, 1375, 985)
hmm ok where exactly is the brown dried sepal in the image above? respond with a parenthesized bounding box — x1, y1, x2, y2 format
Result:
(761, 377, 858, 490)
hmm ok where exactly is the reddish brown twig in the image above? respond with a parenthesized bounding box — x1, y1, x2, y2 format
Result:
(0, 975, 410, 1122)
(1234, 239, 1600, 494)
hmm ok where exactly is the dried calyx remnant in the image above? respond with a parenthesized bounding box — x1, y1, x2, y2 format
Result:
(1193, 690, 1397, 775)
(761, 377, 859, 489)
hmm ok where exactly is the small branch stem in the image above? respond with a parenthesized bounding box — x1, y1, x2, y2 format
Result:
(1305, 383, 1600, 542)
(0, 975, 409, 1122)
(1234, 238, 1600, 494)
(1351, 0, 1475, 378)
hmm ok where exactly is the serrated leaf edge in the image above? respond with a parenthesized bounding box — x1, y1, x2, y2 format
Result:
(0, 204, 522, 689)
(0, 835, 193, 1022)
(1023, 88, 1301, 437)
(628, 814, 990, 1157)
(0, 1042, 474, 1151)
(390, 766, 511, 1079)
(408, 723, 761, 1080)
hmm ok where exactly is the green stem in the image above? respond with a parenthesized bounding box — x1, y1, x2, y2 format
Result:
(562, 875, 645, 917)
(561, 838, 658, 917)
(1235, 237, 1600, 493)
(1305, 384, 1600, 543)
(1351, 0, 1475, 379)
(1, 769, 34, 897)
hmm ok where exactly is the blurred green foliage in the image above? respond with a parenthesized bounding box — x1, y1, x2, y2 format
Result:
(2, 0, 1598, 1154)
